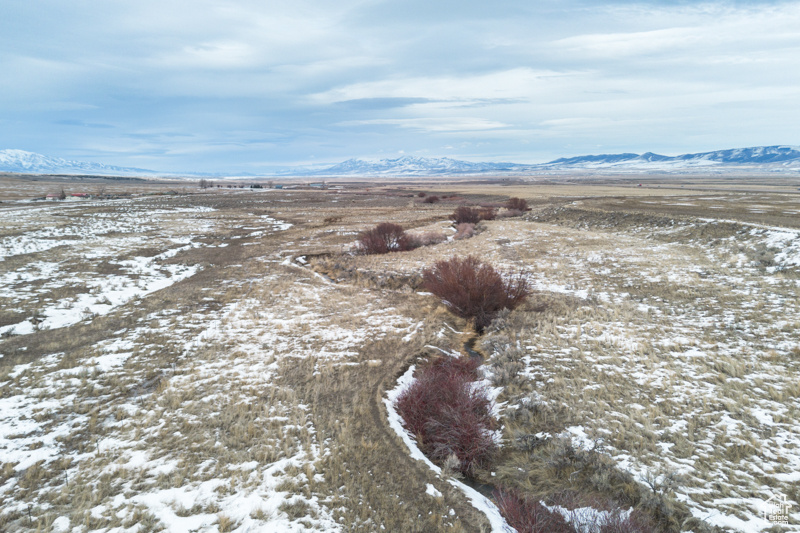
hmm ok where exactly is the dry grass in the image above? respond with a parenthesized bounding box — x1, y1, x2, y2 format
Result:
(0, 187, 490, 532)
(2, 179, 799, 532)
(473, 203, 800, 531)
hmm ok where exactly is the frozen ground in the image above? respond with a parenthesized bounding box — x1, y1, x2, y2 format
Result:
(0, 192, 465, 532)
(3, 187, 799, 532)
(0, 200, 217, 341)
(475, 208, 800, 532)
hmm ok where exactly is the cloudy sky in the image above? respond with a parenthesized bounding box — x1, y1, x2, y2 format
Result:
(2, 0, 799, 172)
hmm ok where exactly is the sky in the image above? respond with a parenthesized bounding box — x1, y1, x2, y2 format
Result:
(2, 0, 800, 173)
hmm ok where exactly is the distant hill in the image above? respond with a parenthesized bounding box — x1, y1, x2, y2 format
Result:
(0, 149, 161, 177)
(315, 156, 523, 176)
(311, 146, 800, 175)
(538, 145, 800, 171)
(2, 145, 799, 178)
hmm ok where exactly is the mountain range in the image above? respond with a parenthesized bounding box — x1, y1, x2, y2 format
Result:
(1, 146, 799, 178)
(314, 156, 522, 176)
(0, 149, 160, 177)
(543, 146, 800, 170)
(311, 146, 800, 175)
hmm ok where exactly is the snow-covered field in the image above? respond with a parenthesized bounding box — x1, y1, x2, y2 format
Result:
(1, 270, 421, 531)
(473, 209, 800, 532)
(0, 200, 217, 341)
(3, 186, 800, 532)
(0, 191, 478, 532)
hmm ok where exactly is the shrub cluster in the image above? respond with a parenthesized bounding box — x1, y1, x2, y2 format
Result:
(450, 206, 481, 225)
(478, 207, 497, 221)
(422, 256, 529, 332)
(423, 195, 441, 204)
(494, 489, 572, 533)
(494, 488, 658, 533)
(357, 222, 415, 254)
(396, 356, 496, 476)
(450, 206, 497, 226)
(506, 197, 530, 212)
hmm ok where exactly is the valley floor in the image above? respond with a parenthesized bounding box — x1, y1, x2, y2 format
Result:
(1, 180, 799, 532)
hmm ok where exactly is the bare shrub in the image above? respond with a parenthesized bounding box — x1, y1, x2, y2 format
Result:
(478, 207, 497, 221)
(357, 222, 415, 254)
(396, 356, 496, 476)
(451, 205, 497, 224)
(422, 256, 529, 332)
(494, 488, 573, 533)
(496, 488, 660, 533)
(418, 191, 427, 197)
(506, 197, 530, 211)
(451, 206, 481, 224)
(423, 195, 441, 204)
(453, 223, 475, 240)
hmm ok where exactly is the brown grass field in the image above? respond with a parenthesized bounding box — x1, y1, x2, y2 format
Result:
(1, 172, 799, 532)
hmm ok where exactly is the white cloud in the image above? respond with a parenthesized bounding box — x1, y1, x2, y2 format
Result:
(312, 68, 569, 104)
(553, 27, 701, 57)
(338, 117, 509, 132)
(552, 3, 800, 63)
(2, 0, 800, 169)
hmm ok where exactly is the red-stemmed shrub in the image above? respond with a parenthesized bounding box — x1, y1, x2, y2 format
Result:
(506, 197, 530, 211)
(418, 191, 427, 197)
(451, 205, 498, 224)
(495, 488, 661, 533)
(494, 488, 573, 533)
(396, 356, 496, 476)
(357, 222, 415, 254)
(422, 256, 529, 332)
(451, 206, 481, 224)
(424, 195, 441, 204)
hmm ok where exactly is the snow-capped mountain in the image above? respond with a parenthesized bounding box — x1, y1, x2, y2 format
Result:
(315, 156, 523, 176)
(311, 146, 800, 175)
(3, 145, 799, 178)
(675, 146, 800, 164)
(540, 145, 800, 171)
(0, 149, 159, 176)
